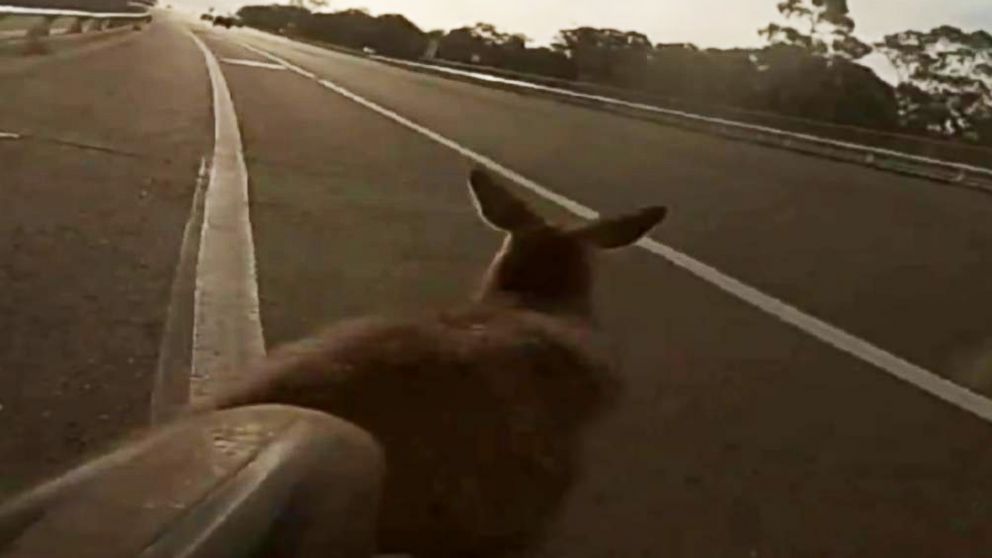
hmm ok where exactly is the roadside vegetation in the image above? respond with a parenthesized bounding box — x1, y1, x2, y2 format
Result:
(235, 0, 992, 147)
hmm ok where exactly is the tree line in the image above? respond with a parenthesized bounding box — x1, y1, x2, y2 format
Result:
(237, 1, 992, 145)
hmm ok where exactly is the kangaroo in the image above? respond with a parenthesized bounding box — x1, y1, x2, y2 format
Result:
(202, 168, 667, 556)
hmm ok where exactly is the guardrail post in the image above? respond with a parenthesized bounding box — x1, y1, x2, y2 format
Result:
(422, 37, 440, 60)
(26, 15, 55, 38)
(23, 15, 56, 54)
(68, 16, 89, 34)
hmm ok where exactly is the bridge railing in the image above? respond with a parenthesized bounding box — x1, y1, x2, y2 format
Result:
(0, 4, 151, 49)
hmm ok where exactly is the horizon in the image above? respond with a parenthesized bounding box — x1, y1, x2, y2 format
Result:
(169, 0, 992, 85)
(171, 0, 992, 50)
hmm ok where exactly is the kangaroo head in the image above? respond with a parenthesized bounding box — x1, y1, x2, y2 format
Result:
(469, 168, 667, 317)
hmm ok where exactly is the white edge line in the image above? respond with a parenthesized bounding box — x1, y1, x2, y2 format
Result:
(237, 40, 992, 425)
(222, 58, 287, 71)
(188, 31, 266, 403)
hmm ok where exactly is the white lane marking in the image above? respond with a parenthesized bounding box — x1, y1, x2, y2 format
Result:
(0, 131, 21, 140)
(222, 58, 287, 71)
(188, 32, 266, 404)
(238, 41, 992, 424)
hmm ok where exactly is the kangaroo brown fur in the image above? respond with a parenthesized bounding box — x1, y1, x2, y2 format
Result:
(201, 168, 667, 556)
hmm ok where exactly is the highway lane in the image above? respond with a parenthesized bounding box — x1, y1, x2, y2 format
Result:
(2, 14, 991, 554)
(0, 19, 209, 495)
(233, 29, 992, 396)
(194, 28, 992, 556)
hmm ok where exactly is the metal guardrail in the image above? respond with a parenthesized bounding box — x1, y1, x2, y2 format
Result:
(400, 56, 992, 165)
(365, 55, 992, 194)
(0, 405, 384, 557)
(0, 4, 150, 49)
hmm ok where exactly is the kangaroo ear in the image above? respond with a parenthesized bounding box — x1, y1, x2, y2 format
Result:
(468, 168, 543, 232)
(572, 206, 667, 249)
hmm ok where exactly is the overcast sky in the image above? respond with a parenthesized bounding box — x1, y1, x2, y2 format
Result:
(176, 0, 991, 47)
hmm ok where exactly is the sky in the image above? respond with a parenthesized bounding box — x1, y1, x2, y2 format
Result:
(174, 0, 992, 48)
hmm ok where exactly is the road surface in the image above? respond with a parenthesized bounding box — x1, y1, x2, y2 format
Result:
(2, 13, 992, 556)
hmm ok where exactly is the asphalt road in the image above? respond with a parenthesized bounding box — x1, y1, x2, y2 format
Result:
(0, 21, 209, 495)
(3, 14, 992, 556)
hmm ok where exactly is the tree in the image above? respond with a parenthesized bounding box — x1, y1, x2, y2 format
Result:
(295, 9, 427, 58)
(759, 0, 871, 60)
(876, 26, 992, 140)
(553, 27, 652, 82)
(237, 4, 310, 33)
(751, 44, 898, 127)
(436, 23, 575, 78)
(371, 13, 429, 58)
(635, 44, 759, 106)
(289, 0, 327, 8)
(438, 23, 528, 65)
(465, 23, 528, 50)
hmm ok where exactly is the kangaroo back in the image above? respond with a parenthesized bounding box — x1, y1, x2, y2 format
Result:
(209, 308, 613, 555)
(203, 169, 667, 556)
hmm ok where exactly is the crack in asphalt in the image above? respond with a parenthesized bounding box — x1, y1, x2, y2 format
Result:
(9, 131, 143, 158)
